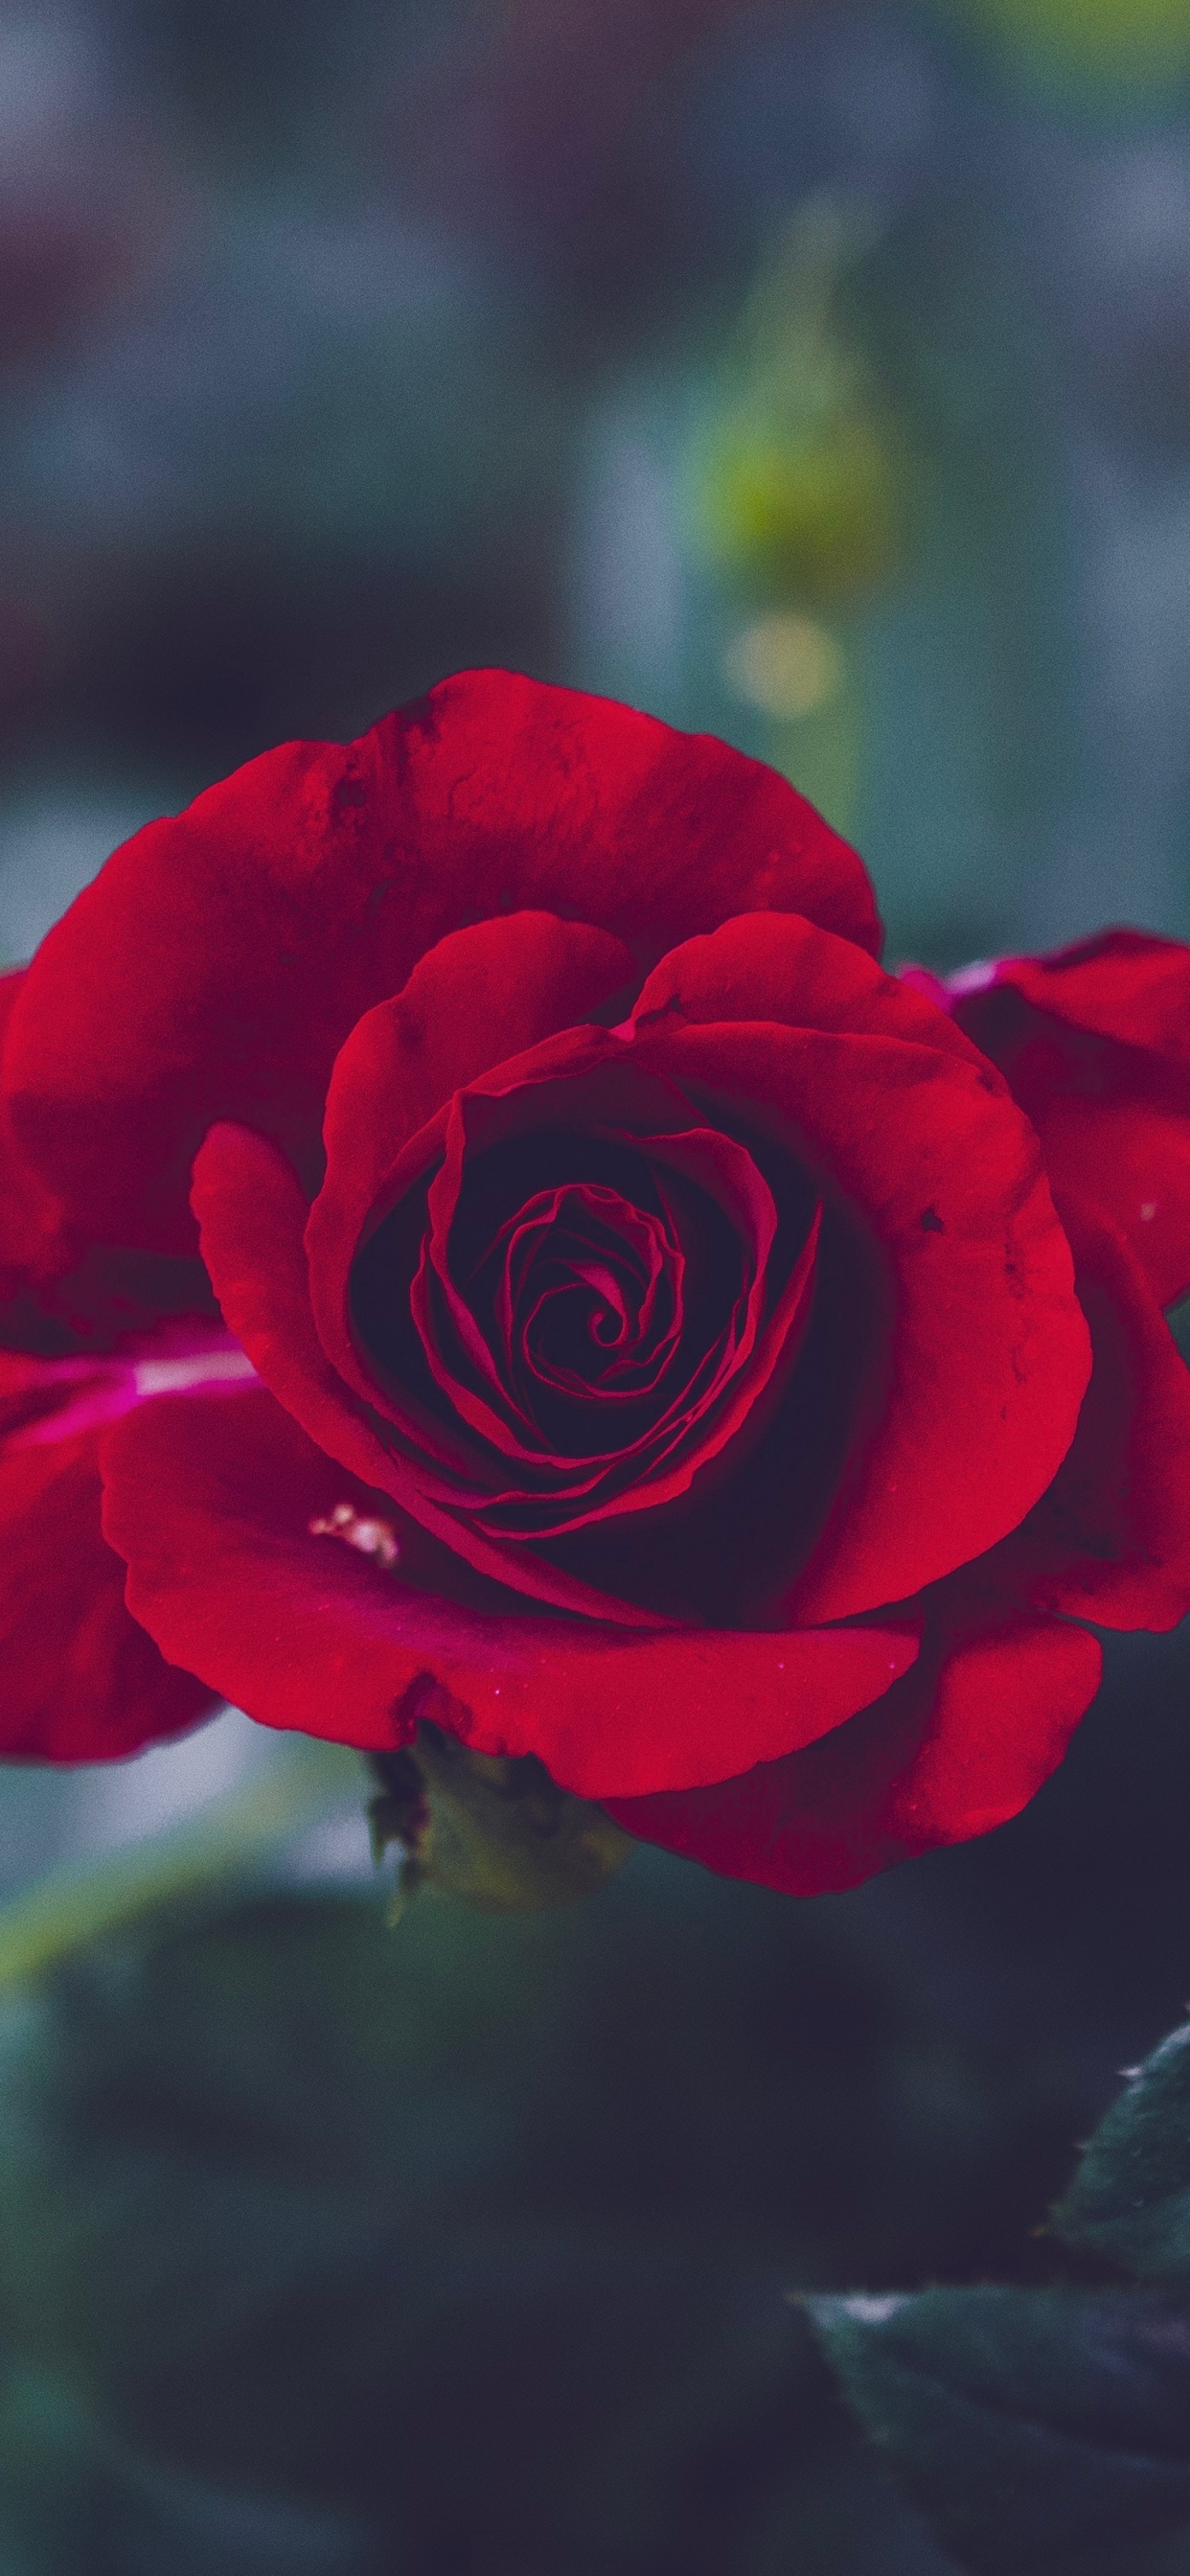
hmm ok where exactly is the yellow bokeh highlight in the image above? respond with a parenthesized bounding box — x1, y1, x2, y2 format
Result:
(722, 611, 846, 721)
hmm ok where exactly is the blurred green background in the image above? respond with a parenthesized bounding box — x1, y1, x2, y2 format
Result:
(5, 2, 1190, 2566)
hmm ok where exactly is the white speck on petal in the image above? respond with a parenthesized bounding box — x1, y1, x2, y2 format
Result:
(309, 1504, 400, 1569)
(1140, 1202, 1157, 1221)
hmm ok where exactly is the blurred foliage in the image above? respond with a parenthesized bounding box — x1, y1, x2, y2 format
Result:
(6, 0, 1190, 958)
(0, 1736, 355, 1989)
(931, 0, 1190, 89)
(686, 202, 909, 614)
(0, 1865, 960, 2574)
(5, 1620, 1190, 2570)
(695, 411, 903, 612)
(812, 2001, 1190, 2573)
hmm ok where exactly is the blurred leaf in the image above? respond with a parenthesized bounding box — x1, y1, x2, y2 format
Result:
(0, 2354, 103, 2574)
(0, 2344, 387, 2576)
(1053, 2023, 1190, 2282)
(808, 2285, 1190, 2576)
(0, 1739, 355, 1990)
(2, 1827, 1160, 2570)
(928, 0, 1190, 92)
(0, 1883, 832, 2567)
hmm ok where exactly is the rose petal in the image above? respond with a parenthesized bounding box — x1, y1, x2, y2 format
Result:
(99, 1386, 921, 1801)
(308, 911, 637, 1351)
(0, 967, 73, 1302)
(631, 908, 986, 1069)
(309, 1023, 822, 1537)
(928, 932, 1190, 1308)
(411, 1099, 780, 1504)
(5, 673, 879, 1257)
(973, 929, 1190, 1060)
(624, 1021, 1091, 1622)
(312, 1033, 706, 1437)
(492, 1184, 681, 1406)
(986, 1192, 1190, 1631)
(0, 1353, 214, 1761)
(198, 992, 1090, 1637)
(606, 1604, 1102, 1895)
(193, 1119, 678, 1626)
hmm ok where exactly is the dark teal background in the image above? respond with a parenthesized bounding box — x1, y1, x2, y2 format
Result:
(5, 4, 1190, 2563)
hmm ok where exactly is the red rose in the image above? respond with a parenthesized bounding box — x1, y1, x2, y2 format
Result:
(0, 674, 1187, 1893)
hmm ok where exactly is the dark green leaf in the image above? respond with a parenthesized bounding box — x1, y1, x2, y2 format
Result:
(808, 2284, 1190, 2576)
(1054, 2022, 1190, 2280)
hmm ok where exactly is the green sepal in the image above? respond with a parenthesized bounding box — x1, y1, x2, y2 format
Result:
(807, 2283, 1190, 2575)
(1053, 2021, 1190, 2281)
(367, 1720, 629, 1916)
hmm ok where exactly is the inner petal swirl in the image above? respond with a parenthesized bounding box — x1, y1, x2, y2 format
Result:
(484, 1181, 684, 1414)
(348, 1067, 822, 1552)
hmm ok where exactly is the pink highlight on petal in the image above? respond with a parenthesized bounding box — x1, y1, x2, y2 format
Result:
(5, 1322, 257, 1452)
(943, 958, 999, 998)
(896, 964, 950, 1008)
(899, 959, 999, 1011)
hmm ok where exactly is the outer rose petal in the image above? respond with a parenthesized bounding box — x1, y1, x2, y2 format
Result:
(98, 1388, 920, 1802)
(964, 929, 1190, 1060)
(0, 1041, 222, 1761)
(3, 671, 879, 1258)
(0, 1356, 215, 1761)
(0, 972, 21, 1051)
(985, 1193, 1190, 1632)
(912, 932, 1190, 1308)
(0, 968, 230, 1358)
(0, 969, 72, 1300)
(606, 1607, 1103, 1896)
(632, 909, 986, 1070)
(624, 1019, 1091, 1622)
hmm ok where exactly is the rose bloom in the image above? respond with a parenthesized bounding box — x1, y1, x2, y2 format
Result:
(1, 672, 1189, 1895)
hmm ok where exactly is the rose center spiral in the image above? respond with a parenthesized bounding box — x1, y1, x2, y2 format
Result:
(478, 1181, 683, 1404)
